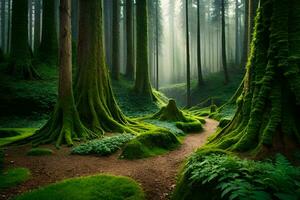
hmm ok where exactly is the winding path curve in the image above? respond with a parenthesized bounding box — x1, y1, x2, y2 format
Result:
(1, 119, 218, 200)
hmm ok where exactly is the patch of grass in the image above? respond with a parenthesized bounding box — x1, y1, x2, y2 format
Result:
(0, 128, 37, 147)
(72, 134, 135, 156)
(161, 69, 244, 107)
(27, 148, 53, 156)
(0, 168, 31, 190)
(173, 152, 300, 200)
(14, 174, 145, 200)
(175, 121, 203, 133)
(120, 129, 180, 159)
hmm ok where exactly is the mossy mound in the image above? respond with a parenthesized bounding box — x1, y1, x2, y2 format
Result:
(0, 168, 31, 190)
(120, 129, 180, 159)
(176, 122, 203, 133)
(14, 174, 145, 200)
(27, 148, 54, 156)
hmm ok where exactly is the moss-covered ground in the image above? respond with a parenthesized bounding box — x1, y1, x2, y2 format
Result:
(0, 168, 31, 190)
(14, 174, 145, 200)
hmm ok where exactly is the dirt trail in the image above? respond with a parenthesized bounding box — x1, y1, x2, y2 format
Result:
(1, 119, 218, 200)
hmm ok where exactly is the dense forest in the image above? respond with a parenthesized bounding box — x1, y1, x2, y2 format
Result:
(0, 0, 299, 200)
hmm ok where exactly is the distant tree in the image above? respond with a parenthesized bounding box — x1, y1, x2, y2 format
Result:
(34, 0, 42, 53)
(31, 0, 92, 146)
(112, 0, 120, 80)
(209, 0, 300, 155)
(221, 0, 229, 84)
(38, 0, 58, 65)
(10, 0, 39, 79)
(197, 0, 203, 86)
(134, 0, 155, 100)
(75, 0, 131, 134)
(186, 0, 191, 106)
(125, 0, 134, 80)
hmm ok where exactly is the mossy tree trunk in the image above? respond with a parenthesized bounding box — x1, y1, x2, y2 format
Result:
(209, 0, 300, 156)
(126, 0, 134, 80)
(10, 0, 39, 79)
(134, 0, 155, 100)
(112, 0, 120, 80)
(32, 0, 96, 147)
(38, 0, 58, 65)
(75, 0, 132, 134)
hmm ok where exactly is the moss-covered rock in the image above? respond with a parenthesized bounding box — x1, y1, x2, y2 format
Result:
(176, 122, 203, 133)
(120, 129, 180, 159)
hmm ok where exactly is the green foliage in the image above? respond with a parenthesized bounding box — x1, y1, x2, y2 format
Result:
(27, 148, 53, 156)
(173, 153, 300, 200)
(0, 168, 31, 190)
(145, 119, 185, 136)
(72, 134, 134, 156)
(175, 121, 203, 133)
(14, 174, 145, 200)
(121, 129, 180, 159)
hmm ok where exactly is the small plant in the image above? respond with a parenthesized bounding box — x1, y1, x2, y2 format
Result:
(72, 134, 134, 156)
(27, 148, 53, 156)
(173, 153, 300, 200)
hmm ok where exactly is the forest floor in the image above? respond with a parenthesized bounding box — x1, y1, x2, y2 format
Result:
(0, 119, 218, 200)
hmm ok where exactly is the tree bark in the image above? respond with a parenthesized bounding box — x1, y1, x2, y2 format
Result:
(112, 0, 120, 80)
(209, 0, 300, 156)
(221, 0, 229, 84)
(38, 0, 58, 65)
(134, 0, 154, 100)
(186, 0, 191, 107)
(75, 0, 132, 134)
(125, 0, 134, 80)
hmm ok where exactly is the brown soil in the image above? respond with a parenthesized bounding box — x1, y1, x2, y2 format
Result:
(0, 119, 218, 200)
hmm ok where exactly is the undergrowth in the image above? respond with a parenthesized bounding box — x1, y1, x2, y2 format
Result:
(72, 134, 134, 156)
(173, 152, 300, 200)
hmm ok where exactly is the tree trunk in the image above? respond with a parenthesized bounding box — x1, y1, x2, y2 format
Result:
(248, 0, 259, 45)
(235, 0, 239, 66)
(34, 0, 41, 54)
(155, 0, 159, 90)
(38, 0, 58, 65)
(10, 0, 39, 79)
(134, 0, 154, 100)
(112, 0, 120, 80)
(221, 0, 229, 84)
(209, 0, 300, 156)
(241, 0, 249, 67)
(1, 0, 5, 51)
(32, 0, 96, 147)
(75, 0, 132, 134)
(197, 0, 203, 86)
(125, 0, 134, 80)
(186, 0, 191, 107)
(71, 0, 78, 41)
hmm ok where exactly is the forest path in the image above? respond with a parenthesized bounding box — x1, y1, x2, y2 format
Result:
(1, 119, 218, 200)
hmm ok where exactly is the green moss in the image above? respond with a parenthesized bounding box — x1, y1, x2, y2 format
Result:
(120, 129, 180, 159)
(0, 128, 36, 147)
(175, 121, 203, 133)
(14, 174, 145, 200)
(0, 168, 31, 190)
(27, 148, 54, 156)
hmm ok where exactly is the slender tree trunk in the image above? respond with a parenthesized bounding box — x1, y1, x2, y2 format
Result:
(209, 0, 300, 156)
(235, 0, 239, 66)
(34, 0, 41, 54)
(38, 0, 58, 65)
(1, 0, 5, 51)
(186, 0, 191, 107)
(221, 0, 229, 84)
(112, 0, 120, 80)
(241, 0, 249, 67)
(6, 0, 11, 53)
(197, 0, 203, 86)
(71, 0, 78, 41)
(155, 0, 159, 90)
(134, 0, 154, 100)
(10, 0, 39, 79)
(125, 0, 134, 80)
(32, 0, 95, 147)
(75, 0, 132, 134)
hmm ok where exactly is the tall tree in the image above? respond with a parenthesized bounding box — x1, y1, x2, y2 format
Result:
(125, 0, 134, 80)
(186, 0, 191, 107)
(38, 0, 58, 65)
(241, 0, 249, 67)
(134, 0, 155, 100)
(235, 0, 240, 65)
(34, 0, 41, 53)
(155, 0, 159, 90)
(209, 0, 300, 156)
(221, 0, 229, 84)
(197, 0, 203, 86)
(31, 0, 95, 147)
(75, 0, 131, 134)
(112, 0, 120, 80)
(10, 0, 39, 79)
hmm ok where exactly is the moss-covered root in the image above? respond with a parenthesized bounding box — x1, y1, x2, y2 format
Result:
(152, 99, 186, 121)
(31, 101, 98, 147)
